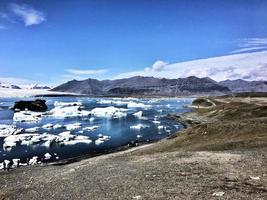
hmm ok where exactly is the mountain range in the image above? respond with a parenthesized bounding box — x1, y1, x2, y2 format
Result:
(51, 76, 267, 96)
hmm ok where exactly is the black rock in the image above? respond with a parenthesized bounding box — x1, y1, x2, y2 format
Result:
(12, 99, 48, 112)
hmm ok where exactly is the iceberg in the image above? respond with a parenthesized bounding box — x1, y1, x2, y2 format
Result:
(95, 135, 111, 145)
(49, 105, 91, 118)
(54, 101, 82, 107)
(83, 125, 100, 131)
(127, 101, 151, 108)
(42, 123, 53, 129)
(13, 111, 43, 122)
(44, 153, 52, 160)
(133, 111, 143, 119)
(130, 124, 149, 130)
(90, 106, 127, 118)
(25, 127, 39, 132)
(65, 123, 82, 131)
(0, 125, 22, 137)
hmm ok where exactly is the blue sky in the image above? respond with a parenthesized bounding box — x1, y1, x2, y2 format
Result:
(0, 0, 267, 85)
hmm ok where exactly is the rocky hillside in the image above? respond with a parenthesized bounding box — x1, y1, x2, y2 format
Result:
(51, 76, 230, 96)
(219, 79, 267, 93)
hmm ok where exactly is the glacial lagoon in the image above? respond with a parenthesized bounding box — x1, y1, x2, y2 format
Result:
(0, 97, 193, 165)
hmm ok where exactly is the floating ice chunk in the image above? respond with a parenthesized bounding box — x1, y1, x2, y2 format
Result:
(29, 156, 38, 165)
(133, 111, 143, 119)
(130, 124, 149, 130)
(25, 127, 39, 132)
(53, 124, 63, 129)
(127, 101, 151, 108)
(42, 123, 53, 129)
(54, 101, 82, 107)
(89, 117, 95, 122)
(98, 99, 129, 106)
(65, 123, 82, 131)
(62, 134, 92, 145)
(49, 106, 90, 118)
(90, 106, 127, 118)
(137, 134, 142, 138)
(83, 125, 100, 131)
(12, 158, 20, 167)
(97, 99, 112, 104)
(13, 111, 43, 122)
(58, 131, 75, 141)
(0, 125, 22, 137)
(95, 135, 110, 145)
(95, 138, 104, 145)
(44, 153, 52, 160)
(157, 125, 164, 130)
(152, 120, 161, 124)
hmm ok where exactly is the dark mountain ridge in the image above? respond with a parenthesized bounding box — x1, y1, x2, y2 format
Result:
(51, 76, 231, 96)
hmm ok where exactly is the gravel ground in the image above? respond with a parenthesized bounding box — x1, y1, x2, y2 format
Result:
(1, 96, 266, 200)
(0, 147, 266, 200)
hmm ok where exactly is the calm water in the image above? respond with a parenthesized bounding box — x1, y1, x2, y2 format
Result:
(0, 97, 193, 163)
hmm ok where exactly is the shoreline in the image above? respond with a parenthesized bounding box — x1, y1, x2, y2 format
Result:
(0, 95, 266, 199)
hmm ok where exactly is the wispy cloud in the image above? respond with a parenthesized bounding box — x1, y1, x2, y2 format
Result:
(114, 51, 267, 81)
(65, 69, 108, 75)
(9, 3, 46, 26)
(231, 38, 267, 54)
(0, 24, 7, 30)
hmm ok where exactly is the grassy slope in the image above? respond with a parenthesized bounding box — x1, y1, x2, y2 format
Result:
(132, 96, 267, 155)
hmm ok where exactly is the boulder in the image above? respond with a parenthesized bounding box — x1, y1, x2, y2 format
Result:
(12, 99, 48, 112)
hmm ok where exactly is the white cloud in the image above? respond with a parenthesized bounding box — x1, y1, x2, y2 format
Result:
(65, 69, 108, 75)
(9, 3, 46, 26)
(231, 38, 267, 54)
(114, 51, 267, 81)
(145, 60, 168, 72)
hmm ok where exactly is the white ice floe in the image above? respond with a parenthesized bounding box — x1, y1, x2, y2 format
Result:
(29, 156, 38, 165)
(89, 117, 95, 122)
(49, 105, 91, 118)
(54, 101, 82, 107)
(90, 106, 127, 118)
(95, 135, 111, 145)
(152, 120, 161, 124)
(130, 124, 149, 130)
(12, 158, 20, 167)
(83, 125, 100, 131)
(65, 123, 82, 131)
(127, 101, 151, 108)
(13, 111, 43, 122)
(53, 124, 63, 129)
(44, 153, 52, 160)
(157, 125, 164, 130)
(133, 111, 143, 119)
(58, 131, 92, 145)
(3, 130, 92, 150)
(42, 123, 53, 129)
(0, 125, 22, 137)
(98, 99, 129, 106)
(25, 127, 39, 132)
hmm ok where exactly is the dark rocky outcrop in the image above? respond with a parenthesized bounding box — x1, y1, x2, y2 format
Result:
(51, 76, 230, 96)
(12, 99, 48, 112)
